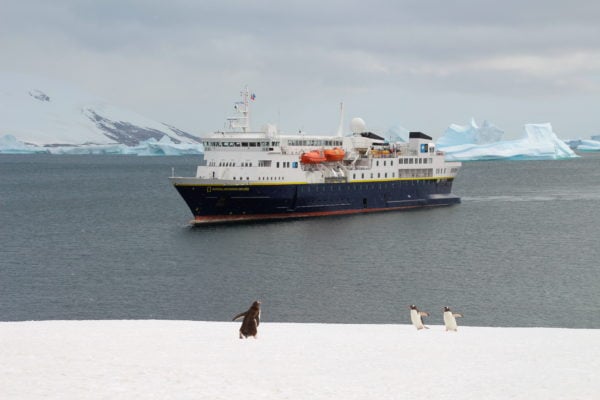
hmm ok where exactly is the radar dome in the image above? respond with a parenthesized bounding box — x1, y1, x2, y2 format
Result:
(350, 117, 366, 134)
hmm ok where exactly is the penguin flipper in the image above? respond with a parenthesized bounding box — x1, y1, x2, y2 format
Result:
(232, 311, 247, 321)
(453, 313, 463, 318)
(255, 314, 260, 327)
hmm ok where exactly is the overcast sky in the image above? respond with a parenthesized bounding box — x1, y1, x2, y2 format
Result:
(2, 0, 599, 139)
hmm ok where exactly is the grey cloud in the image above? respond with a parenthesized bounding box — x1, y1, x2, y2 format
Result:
(1, 0, 599, 136)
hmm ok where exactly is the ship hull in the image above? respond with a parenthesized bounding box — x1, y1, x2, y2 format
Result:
(171, 178, 460, 225)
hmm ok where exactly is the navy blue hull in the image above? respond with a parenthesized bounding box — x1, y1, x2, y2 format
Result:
(173, 178, 460, 223)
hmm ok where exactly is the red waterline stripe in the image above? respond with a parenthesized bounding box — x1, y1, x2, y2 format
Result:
(189, 204, 448, 225)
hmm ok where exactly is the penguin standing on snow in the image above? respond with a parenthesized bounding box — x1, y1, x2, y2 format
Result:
(443, 306, 463, 331)
(232, 300, 261, 339)
(409, 304, 430, 330)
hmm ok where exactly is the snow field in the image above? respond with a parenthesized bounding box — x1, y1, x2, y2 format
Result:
(1, 320, 598, 399)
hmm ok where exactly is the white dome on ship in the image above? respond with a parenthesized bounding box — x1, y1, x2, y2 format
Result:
(350, 117, 366, 134)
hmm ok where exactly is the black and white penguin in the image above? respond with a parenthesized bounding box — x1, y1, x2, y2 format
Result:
(232, 300, 261, 339)
(443, 306, 463, 331)
(409, 304, 429, 330)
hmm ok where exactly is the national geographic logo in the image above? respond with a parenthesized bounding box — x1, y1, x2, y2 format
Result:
(207, 187, 249, 192)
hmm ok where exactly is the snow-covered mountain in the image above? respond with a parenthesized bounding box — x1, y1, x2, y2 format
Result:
(0, 72, 201, 148)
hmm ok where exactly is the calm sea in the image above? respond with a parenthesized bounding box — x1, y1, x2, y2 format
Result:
(1, 154, 599, 328)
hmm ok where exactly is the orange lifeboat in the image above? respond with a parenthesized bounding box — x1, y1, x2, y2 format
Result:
(324, 147, 345, 161)
(300, 150, 326, 164)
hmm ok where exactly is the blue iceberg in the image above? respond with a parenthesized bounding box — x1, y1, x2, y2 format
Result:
(436, 119, 577, 161)
(564, 136, 600, 152)
(0, 134, 49, 154)
(574, 139, 600, 152)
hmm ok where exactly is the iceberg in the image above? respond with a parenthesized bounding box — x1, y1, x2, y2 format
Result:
(574, 139, 600, 152)
(436, 119, 578, 161)
(563, 136, 600, 152)
(436, 118, 504, 147)
(563, 139, 582, 149)
(0, 134, 49, 154)
(0, 134, 203, 156)
(385, 124, 409, 143)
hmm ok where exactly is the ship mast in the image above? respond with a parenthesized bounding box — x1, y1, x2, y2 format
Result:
(227, 86, 251, 133)
(336, 102, 344, 137)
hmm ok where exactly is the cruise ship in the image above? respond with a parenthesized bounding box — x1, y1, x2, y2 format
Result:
(170, 88, 461, 224)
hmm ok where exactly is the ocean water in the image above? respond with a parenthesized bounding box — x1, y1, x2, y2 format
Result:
(1, 154, 599, 328)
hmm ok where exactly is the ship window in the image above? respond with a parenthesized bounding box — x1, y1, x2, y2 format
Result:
(362, 173, 364, 179)
(276, 162, 280, 168)
(370, 173, 373, 178)
(385, 173, 387, 178)
(353, 174, 356, 179)
(384, 161, 386, 166)
(409, 158, 414, 164)
(391, 161, 393, 166)
(377, 173, 380, 178)
(392, 172, 395, 177)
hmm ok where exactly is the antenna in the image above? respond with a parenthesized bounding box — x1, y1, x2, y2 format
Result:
(227, 86, 251, 132)
(336, 102, 344, 137)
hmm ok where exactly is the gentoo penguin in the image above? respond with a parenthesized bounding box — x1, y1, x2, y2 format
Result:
(232, 300, 261, 339)
(409, 304, 429, 330)
(443, 306, 463, 331)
